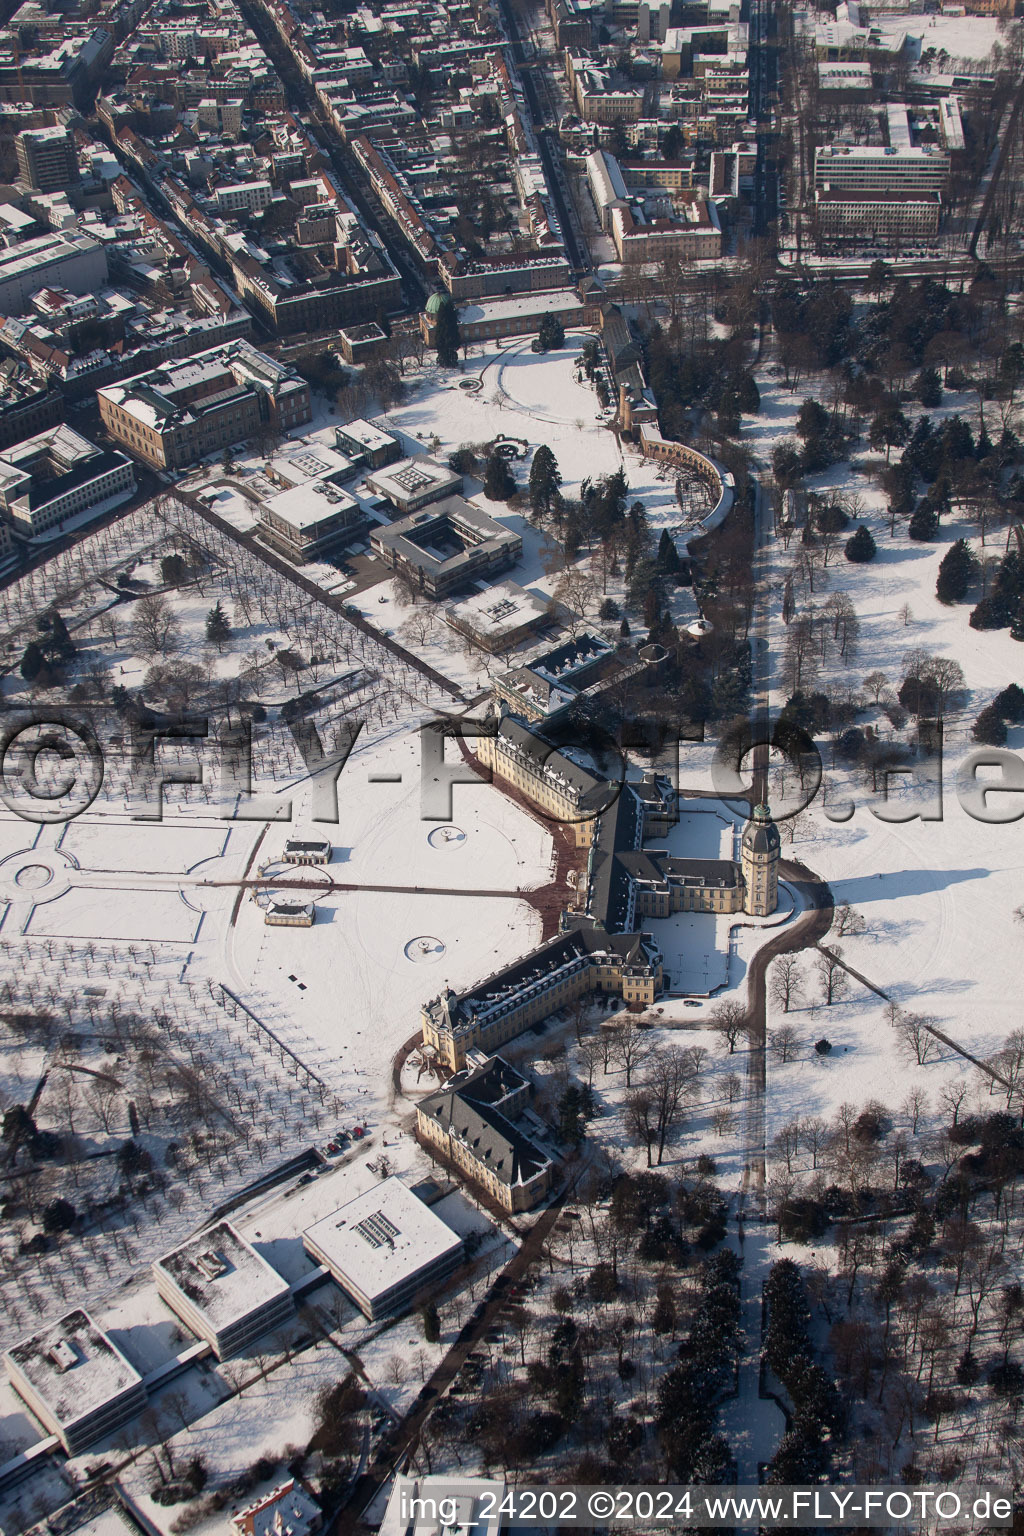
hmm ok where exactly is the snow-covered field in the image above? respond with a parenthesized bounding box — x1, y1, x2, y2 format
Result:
(230, 726, 552, 1097)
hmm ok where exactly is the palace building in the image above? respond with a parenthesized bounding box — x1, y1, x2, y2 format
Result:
(421, 709, 780, 1070)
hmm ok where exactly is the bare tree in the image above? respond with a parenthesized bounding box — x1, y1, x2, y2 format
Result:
(710, 1001, 745, 1054)
(577, 1037, 603, 1087)
(611, 1019, 652, 1087)
(644, 1049, 695, 1164)
(771, 1121, 801, 1175)
(711, 1106, 733, 1136)
(939, 1077, 970, 1126)
(901, 1087, 928, 1134)
(833, 902, 866, 938)
(769, 1025, 800, 1064)
(862, 671, 890, 704)
(625, 1086, 657, 1167)
(131, 594, 182, 658)
(896, 1012, 939, 1066)
(800, 1115, 830, 1169)
(816, 947, 849, 1005)
(769, 954, 803, 1014)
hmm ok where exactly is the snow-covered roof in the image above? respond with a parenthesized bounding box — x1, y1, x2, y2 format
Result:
(302, 1176, 462, 1309)
(3, 1309, 143, 1428)
(153, 1221, 291, 1332)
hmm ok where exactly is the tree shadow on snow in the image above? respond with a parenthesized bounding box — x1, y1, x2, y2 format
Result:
(831, 867, 989, 903)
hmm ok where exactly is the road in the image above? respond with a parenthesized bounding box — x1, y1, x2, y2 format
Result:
(337, 1173, 580, 1532)
(500, 0, 591, 275)
(233, 0, 429, 308)
(749, 0, 779, 244)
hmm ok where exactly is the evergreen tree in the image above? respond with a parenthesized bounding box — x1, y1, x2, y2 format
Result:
(160, 554, 188, 586)
(420, 1301, 441, 1342)
(619, 616, 631, 638)
(914, 367, 942, 408)
(205, 600, 231, 649)
(656, 527, 681, 575)
(483, 450, 515, 501)
(537, 312, 565, 351)
(434, 300, 460, 368)
(844, 525, 876, 562)
(20, 641, 43, 682)
(973, 705, 1007, 745)
(736, 372, 760, 414)
(528, 443, 561, 516)
(936, 539, 976, 604)
(39, 609, 75, 661)
(993, 683, 1024, 721)
(908, 500, 939, 541)
(869, 405, 910, 462)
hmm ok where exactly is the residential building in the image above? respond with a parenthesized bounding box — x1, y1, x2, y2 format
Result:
(232, 1483, 321, 1536)
(215, 180, 273, 215)
(0, 371, 63, 450)
(15, 126, 79, 193)
(153, 1220, 294, 1359)
(0, 233, 106, 314)
(302, 1176, 463, 1321)
(3, 1309, 147, 1455)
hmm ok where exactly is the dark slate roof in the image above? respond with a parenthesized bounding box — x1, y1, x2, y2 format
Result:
(497, 715, 603, 797)
(445, 1055, 528, 1107)
(618, 851, 740, 888)
(418, 1087, 550, 1188)
(586, 783, 643, 932)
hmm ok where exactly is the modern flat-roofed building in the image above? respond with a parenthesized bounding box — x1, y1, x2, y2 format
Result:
(153, 1220, 294, 1359)
(97, 341, 311, 470)
(0, 233, 106, 314)
(813, 143, 950, 194)
(444, 581, 550, 654)
(0, 424, 135, 537)
(814, 188, 941, 244)
(16, 125, 79, 193)
(370, 495, 521, 600)
(380, 1477, 505, 1536)
(335, 418, 402, 469)
(338, 323, 387, 363)
(258, 480, 365, 563)
(302, 1176, 463, 1320)
(365, 455, 463, 515)
(3, 1309, 147, 1454)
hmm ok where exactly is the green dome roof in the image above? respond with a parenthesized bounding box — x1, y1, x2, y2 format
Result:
(425, 291, 453, 316)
